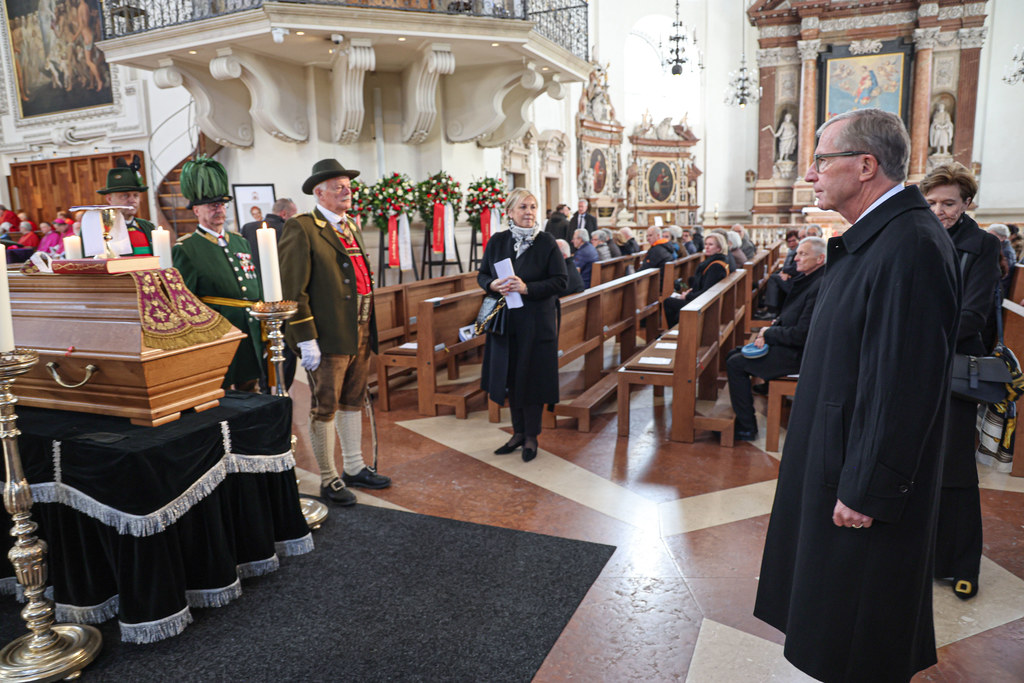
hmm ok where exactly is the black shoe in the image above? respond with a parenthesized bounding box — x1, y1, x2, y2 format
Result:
(495, 435, 525, 455)
(753, 310, 776, 321)
(752, 383, 769, 396)
(320, 478, 357, 506)
(734, 428, 759, 442)
(953, 578, 978, 600)
(342, 467, 392, 489)
(522, 446, 537, 462)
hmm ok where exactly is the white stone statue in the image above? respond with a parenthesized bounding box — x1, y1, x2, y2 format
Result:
(762, 113, 798, 162)
(930, 103, 954, 156)
(655, 117, 678, 140)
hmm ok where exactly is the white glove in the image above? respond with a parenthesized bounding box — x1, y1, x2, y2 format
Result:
(297, 339, 321, 372)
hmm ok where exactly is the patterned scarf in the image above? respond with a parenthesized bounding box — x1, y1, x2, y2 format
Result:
(510, 224, 539, 258)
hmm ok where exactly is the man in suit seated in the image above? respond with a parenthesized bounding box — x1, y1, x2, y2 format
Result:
(726, 236, 826, 441)
(572, 228, 599, 287)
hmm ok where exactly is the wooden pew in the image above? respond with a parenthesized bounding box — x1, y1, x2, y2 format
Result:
(657, 253, 703, 328)
(590, 254, 635, 287)
(617, 269, 749, 445)
(742, 249, 772, 333)
(1002, 300, 1024, 477)
(412, 290, 488, 418)
(1008, 264, 1024, 305)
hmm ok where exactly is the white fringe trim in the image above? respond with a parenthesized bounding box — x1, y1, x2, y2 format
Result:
(276, 533, 314, 557)
(0, 579, 54, 602)
(16, 445, 296, 537)
(120, 605, 194, 644)
(56, 595, 119, 624)
(186, 578, 242, 608)
(237, 555, 279, 579)
(220, 421, 232, 455)
(52, 441, 62, 484)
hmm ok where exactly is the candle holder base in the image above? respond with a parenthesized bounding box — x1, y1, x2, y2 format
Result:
(251, 301, 298, 397)
(0, 624, 103, 682)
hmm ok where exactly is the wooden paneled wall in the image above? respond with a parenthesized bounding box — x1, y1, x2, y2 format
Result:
(7, 151, 151, 225)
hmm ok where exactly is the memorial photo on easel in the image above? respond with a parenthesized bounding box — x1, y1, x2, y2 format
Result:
(232, 184, 276, 231)
(5, 0, 114, 118)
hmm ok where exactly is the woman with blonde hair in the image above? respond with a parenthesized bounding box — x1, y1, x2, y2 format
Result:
(478, 188, 567, 462)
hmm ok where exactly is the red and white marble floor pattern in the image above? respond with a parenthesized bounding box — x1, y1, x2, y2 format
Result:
(288, 357, 1024, 682)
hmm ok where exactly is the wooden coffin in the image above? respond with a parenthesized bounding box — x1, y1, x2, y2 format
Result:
(9, 269, 244, 427)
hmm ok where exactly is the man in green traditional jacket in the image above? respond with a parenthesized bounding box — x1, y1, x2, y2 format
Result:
(172, 157, 263, 391)
(280, 158, 390, 505)
(96, 155, 155, 255)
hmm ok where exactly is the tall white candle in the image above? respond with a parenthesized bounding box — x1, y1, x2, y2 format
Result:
(152, 225, 172, 269)
(256, 222, 283, 302)
(0, 264, 14, 353)
(63, 235, 83, 259)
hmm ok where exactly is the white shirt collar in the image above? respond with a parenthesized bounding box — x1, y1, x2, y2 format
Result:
(855, 183, 905, 224)
(317, 204, 347, 227)
(196, 223, 224, 238)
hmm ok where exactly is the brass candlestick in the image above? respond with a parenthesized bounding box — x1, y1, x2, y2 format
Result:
(250, 301, 298, 398)
(0, 349, 102, 680)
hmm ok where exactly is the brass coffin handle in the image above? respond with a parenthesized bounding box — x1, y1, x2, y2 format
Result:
(45, 362, 99, 389)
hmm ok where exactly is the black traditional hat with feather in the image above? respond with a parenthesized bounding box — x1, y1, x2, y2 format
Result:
(180, 156, 232, 209)
(97, 154, 148, 194)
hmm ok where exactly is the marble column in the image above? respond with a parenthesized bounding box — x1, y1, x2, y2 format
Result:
(954, 27, 987, 167)
(909, 28, 939, 179)
(796, 40, 820, 179)
(757, 64, 777, 181)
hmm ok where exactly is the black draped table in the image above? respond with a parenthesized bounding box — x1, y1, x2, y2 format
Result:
(0, 392, 313, 643)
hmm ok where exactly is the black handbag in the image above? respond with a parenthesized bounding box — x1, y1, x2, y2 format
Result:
(474, 295, 507, 336)
(951, 286, 1012, 404)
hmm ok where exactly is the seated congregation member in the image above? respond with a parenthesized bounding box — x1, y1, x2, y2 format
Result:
(572, 228, 599, 287)
(615, 227, 640, 255)
(804, 223, 823, 238)
(725, 230, 747, 268)
(591, 229, 612, 260)
(639, 226, 674, 273)
(16, 224, 39, 249)
(479, 188, 567, 463)
(733, 224, 757, 260)
(172, 157, 263, 392)
(663, 229, 680, 258)
(663, 232, 731, 328)
(756, 229, 800, 319)
(726, 237, 826, 442)
(922, 163, 1001, 601)
(680, 228, 698, 255)
(603, 229, 622, 257)
(544, 203, 572, 243)
(36, 220, 64, 256)
(987, 223, 1016, 296)
(556, 238, 585, 295)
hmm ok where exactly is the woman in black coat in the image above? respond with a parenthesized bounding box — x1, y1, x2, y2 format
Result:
(663, 232, 731, 328)
(478, 189, 567, 462)
(922, 163, 1001, 600)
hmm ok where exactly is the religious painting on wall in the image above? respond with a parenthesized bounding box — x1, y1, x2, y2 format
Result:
(5, 0, 114, 118)
(647, 161, 674, 203)
(590, 149, 607, 195)
(817, 39, 912, 127)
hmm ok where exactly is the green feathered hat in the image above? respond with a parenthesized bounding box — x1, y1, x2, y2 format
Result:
(180, 156, 232, 209)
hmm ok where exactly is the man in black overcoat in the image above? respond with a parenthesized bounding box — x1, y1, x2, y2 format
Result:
(544, 204, 572, 243)
(726, 236, 825, 441)
(753, 109, 961, 682)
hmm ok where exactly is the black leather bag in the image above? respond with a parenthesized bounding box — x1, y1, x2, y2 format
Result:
(951, 286, 1012, 404)
(474, 296, 507, 336)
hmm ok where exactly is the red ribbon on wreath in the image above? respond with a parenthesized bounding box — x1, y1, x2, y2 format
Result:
(432, 201, 444, 254)
(480, 208, 492, 250)
(387, 215, 399, 267)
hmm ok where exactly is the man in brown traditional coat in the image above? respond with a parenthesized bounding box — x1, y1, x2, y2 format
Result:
(279, 159, 391, 506)
(753, 109, 961, 682)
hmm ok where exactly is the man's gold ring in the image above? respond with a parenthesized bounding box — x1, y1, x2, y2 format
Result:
(852, 524, 863, 528)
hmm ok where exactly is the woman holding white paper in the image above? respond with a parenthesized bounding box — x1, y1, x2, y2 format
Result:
(478, 188, 567, 462)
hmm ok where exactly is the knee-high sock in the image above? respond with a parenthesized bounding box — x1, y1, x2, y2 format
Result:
(335, 409, 366, 476)
(309, 417, 339, 486)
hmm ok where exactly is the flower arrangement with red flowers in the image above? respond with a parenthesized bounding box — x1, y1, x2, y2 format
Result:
(464, 176, 507, 231)
(368, 172, 417, 230)
(414, 171, 463, 225)
(348, 179, 370, 226)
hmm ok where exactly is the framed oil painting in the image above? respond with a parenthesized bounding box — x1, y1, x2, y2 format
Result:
(817, 39, 912, 127)
(590, 148, 607, 195)
(232, 184, 276, 231)
(647, 161, 674, 204)
(5, 0, 114, 118)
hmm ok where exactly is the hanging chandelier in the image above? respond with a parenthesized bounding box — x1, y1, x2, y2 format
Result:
(1004, 44, 1024, 86)
(724, 2, 760, 108)
(665, 0, 702, 75)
